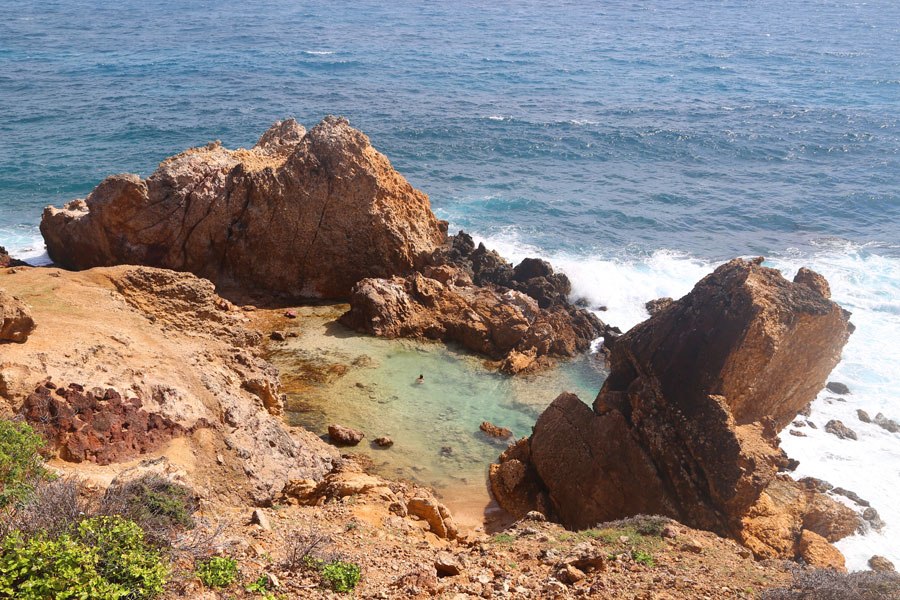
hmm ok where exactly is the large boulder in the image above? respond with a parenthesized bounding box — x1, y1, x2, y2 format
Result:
(490, 258, 853, 562)
(40, 117, 446, 300)
(0, 289, 36, 343)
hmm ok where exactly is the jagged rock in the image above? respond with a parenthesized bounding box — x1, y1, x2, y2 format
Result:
(869, 555, 896, 572)
(480, 421, 513, 439)
(645, 297, 673, 316)
(857, 409, 872, 423)
(794, 267, 831, 298)
(40, 117, 445, 300)
(0, 247, 28, 268)
(798, 530, 846, 571)
(789, 430, 806, 437)
(434, 552, 463, 577)
(328, 424, 364, 446)
(874, 413, 900, 433)
(863, 507, 886, 532)
(490, 258, 852, 562)
(407, 496, 458, 540)
(0, 289, 36, 343)
(825, 420, 857, 440)
(826, 381, 850, 395)
(21, 382, 196, 465)
(251, 509, 271, 531)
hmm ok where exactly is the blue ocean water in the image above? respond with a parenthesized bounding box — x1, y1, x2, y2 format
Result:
(1, 0, 899, 569)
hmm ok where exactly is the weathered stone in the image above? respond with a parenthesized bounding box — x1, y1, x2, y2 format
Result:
(798, 530, 846, 571)
(869, 555, 896, 572)
(373, 436, 394, 448)
(434, 551, 463, 577)
(0, 289, 36, 343)
(874, 413, 900, 433)
(826, 381, 850, 395)
(40, 117, 445, 300)
(327, 424, 364, 446)
(251, 509, 271, 531)
(825, 420, 857, 440)
(407, 496, 458, 540)
(480, 421, 513, 439)
(645, 297, 673, 316)
(857, 409, 872, 423)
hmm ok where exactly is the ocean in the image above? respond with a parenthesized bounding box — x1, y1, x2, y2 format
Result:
(1, 0, 898, 569)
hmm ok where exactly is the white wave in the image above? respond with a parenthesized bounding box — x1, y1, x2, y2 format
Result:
(0, 230, 51, 265)
(471, 228, 900, 571)
(303, 50, 334, 56)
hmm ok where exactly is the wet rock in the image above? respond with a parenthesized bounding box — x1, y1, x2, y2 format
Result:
(0, 246, 28, 268)
(40, 117, 445, 300)
(799, 477, 833, 493)
(794, 267, 831, 298)
(825, 419, 857, 440)
(832, 487, 869, 507)
(874, 413, 900, 433)
(789, 430, 807, 437)
(0, 289, 36, 343)
(440, 446, 453, 457)
(863, 507, 886, 532)
(857, 409, 872, 423)
(645, 297, 673, 316)
(373, 436, 394, 448)
(327, 424, 364, 446)
(869, 555, 896, 572)
(270, 331, 286, 341)
(480, 421, 513, 439)
(826, 381, 850, 395)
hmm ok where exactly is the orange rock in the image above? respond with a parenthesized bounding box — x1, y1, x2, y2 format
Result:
(798, 530, 846, 571)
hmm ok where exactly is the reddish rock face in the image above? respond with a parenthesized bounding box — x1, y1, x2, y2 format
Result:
(40, 117, 446, 300)
(0, 289, 36, 343)
(490, 258, 853, 562)
(21, 382, 195, 465)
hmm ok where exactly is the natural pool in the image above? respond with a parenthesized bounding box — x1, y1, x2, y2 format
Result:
(267, 305, 605, 527)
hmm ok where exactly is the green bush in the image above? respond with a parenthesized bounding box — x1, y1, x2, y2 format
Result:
(321, 560, 361, 593)
(102, 475, 197, 543)
(196, 556, 238, 588)
(0, 420, 49, 509)
(631, 549, 655, 567)
(0, 516, 167, 600)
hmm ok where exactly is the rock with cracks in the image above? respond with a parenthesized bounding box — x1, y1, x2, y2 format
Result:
(40, 117, 446, 300)
(490, 258, 853, 566)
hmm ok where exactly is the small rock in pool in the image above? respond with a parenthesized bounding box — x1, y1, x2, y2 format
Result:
(440, 446, 453, 457)
(824, 419, 857, 440)
(373, 436, 394, 448)
(479, 421, 513, 439)
(327, 424, 364, 446)
(826, 381, 850, 395)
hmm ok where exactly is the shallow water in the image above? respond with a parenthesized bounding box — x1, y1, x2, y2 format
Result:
(266, 305, 604, 526)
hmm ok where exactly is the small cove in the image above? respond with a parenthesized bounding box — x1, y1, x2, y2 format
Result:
(266, 304, 605, 527)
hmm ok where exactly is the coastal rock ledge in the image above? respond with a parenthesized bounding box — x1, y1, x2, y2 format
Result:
(40, 117, 445, 300)
(490, 258, 856, 568)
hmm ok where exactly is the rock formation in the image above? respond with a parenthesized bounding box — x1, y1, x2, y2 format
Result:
(40, 117, 446, 300)
(0, 246, 28, 268)
(0, 288, 36, 343)
(341, 232, 615, 372)
(490, 258, 855, 566)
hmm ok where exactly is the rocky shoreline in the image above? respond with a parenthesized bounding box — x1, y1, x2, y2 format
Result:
(2, 118, 897, 597)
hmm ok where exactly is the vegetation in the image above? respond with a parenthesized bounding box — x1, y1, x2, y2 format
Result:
(101, 474, 197, 543)
(0, 516, 168, 600)
(491, 532, 516, 544)
(321, 560, 361, 593)
(762, 569, 900, 600)
(195, 555, 238, 588)
(631, 549, 655, 567)
(0, 420, 50, 509)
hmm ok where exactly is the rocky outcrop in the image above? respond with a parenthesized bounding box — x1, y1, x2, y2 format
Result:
(40, 117, 446, 300)
(0, 247, 28, 268)
(490, 258, 853, 564)
(0, 289, 36, 343)
(21, 382, 198, 465)
(328, 424, 364, 446)
(340, 232, 614, 370)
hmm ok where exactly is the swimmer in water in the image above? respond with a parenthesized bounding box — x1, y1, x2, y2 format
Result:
(416, 374, 424, 383)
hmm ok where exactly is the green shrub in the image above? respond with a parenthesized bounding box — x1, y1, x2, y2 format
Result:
(0, 420, 49, 509)
(196, 556, 238, 588)
(0, 516, 167, 600)
(321, 560, 361, 593)
(631, 549, 655, 567)
(101, 475, 197, 543)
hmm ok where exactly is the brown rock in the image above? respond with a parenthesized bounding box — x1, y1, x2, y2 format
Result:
(825, 419, 857, 440)
(40, 117, 445, 300)
(480, 421, 513, 439)
(0, 247, 28, 268)
(489, 258, 853, 560)
(874, 413, 900, 433)
(798, 530, 846, 571)
(434, 551, 463, 577)
(857, 409, 872, 423)
(645, 297, 673, 316)
(251, 509, 271, 531)
(327, 424, 364, 446)
(794, 267, 831, 298)
(407, 496, 458, 539)
(826, 381, 850, 395)
(556, 564, 586, 585)
(0, 289, 36, 343)
(868, 555, 896, 572)
(373, 436, 394, 448)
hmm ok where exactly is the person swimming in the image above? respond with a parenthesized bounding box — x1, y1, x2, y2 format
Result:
(416, 374, 424, 383)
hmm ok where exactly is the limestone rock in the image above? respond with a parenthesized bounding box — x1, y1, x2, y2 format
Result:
(490, 258, 853, 561)
(40, 117, 445, 300)
(407, 496, 458, 540)
(328, 424, 364, 446)
(0, 289, 36, 343)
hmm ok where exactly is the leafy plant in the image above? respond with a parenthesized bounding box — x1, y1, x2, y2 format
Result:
(321, 560, 361, 593)
(0, 420, 50, 509)
(491, 532, 516, 544)
(0, 516, 167, 600)
(246, 575, 278, 599)
(631, 549, 655, 567)
(101, 475, 197, 544)
(196, 556, 238, 588)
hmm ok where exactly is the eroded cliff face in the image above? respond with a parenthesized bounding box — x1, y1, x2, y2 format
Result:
(40, 117, 446, 300)
(490, 258, 855, 568)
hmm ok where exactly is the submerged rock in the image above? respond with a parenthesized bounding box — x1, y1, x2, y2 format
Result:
(489, 258, 853, 564)
(328, 424, 364, 446)
(40, 117, 445, 300)
(480, 421, 513, 439)
(0, 289, 36, 343)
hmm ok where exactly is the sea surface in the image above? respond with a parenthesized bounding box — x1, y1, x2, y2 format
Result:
(1, 0, 899, 569)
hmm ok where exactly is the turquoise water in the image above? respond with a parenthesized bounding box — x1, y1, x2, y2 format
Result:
(1, 0, 899, 568)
